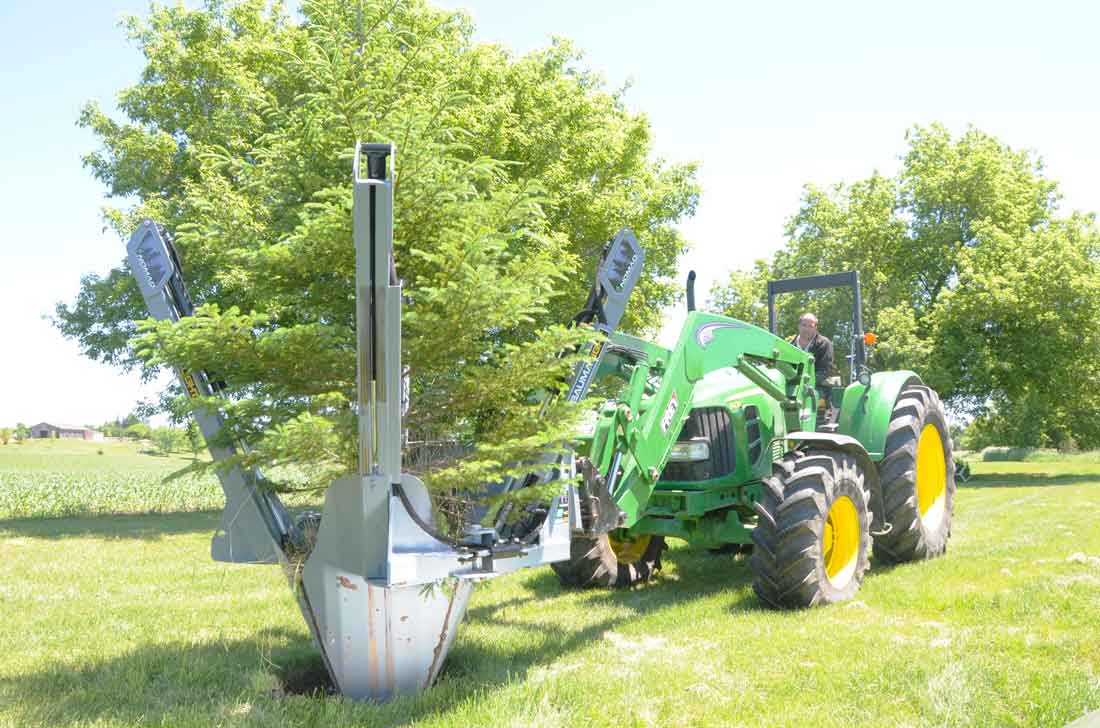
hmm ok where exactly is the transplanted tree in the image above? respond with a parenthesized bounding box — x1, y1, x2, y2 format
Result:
(55, 1, 698, 514)
(711, 123, 1100, 447)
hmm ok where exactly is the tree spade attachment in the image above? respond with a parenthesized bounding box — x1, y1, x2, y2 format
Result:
(127, 142, 645, 701)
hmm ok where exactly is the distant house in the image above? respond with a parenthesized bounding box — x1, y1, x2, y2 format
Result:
(30, 422, 104, 441)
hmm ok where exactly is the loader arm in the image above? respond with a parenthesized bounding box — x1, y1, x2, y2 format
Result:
(586, 312, 817, 530)
(489, 227, 645, 536)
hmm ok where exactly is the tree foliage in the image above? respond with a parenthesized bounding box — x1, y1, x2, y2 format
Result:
(151, 426, 185, 456)
(125, 422, 152, 441)
(55, 0, 698, 511)
(186, 420, 204, 459)
(711, 123, 1100, 447)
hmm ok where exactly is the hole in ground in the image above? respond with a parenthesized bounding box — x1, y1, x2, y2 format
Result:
(272, 653, 335, 697)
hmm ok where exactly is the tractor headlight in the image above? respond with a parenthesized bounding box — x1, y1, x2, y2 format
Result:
(669, 439, 710, 462)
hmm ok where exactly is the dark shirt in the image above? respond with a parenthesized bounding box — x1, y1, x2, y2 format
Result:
(790, 332, 836, 385)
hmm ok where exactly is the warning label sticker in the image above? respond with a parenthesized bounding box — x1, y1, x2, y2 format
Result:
(661, 392, 679, 433)
(182, 373, 199, 398)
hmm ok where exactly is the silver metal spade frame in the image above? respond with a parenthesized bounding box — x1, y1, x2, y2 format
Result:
(125, 141, 645, 701)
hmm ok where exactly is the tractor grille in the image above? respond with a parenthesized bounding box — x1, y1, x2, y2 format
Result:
(745, 406, 763, 465)
(660, 407, 734, 482)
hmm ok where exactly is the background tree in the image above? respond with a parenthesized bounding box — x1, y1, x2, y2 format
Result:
(55, 0, 698, 511)
(99, 420, 124, 439)
(928, 217, 1100, 447)
(13, 423, 30, 443)
(711, 123, 1100, 447)
(125, 422, 151, 442)
(151, 426, 184, 456)
(0, 429, 12, 446)
(100, 413, 145, 439)
(186, 420, 204, 460)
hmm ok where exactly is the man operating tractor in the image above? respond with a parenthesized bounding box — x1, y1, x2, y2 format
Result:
(790, 312, 836, 385)
(791, 311, 840, 428)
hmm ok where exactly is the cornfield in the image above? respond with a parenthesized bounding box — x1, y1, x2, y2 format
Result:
(0, 470, 320, 520)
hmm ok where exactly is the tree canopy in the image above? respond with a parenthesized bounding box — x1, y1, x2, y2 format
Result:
(711, 124, 1100, 448)
(56, 0, 698, 507)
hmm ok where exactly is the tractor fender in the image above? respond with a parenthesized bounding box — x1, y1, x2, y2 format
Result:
(836, 370, 922, 460)
(783, 431, 888, 535)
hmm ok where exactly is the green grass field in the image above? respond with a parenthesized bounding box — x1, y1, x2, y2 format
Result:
(2, 441, 1099, 727)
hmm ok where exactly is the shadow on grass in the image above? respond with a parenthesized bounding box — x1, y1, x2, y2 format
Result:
(0, 547, 768, 727)
(385, 547, 765, 725)
(0, 510, 223, 541)
(958, 472, 1100, 489)
(0, 627, 324, 728)
(470, 545, 761, 623)
(0, 506, 322, 542)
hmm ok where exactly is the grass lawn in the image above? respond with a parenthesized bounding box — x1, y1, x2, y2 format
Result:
(0, 436, 206, 470)
(2, 453, 1099, 726)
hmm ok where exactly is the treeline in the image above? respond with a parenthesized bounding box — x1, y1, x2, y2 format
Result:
(0, 425, 30, 445)
(0, 418, 204, 457)
(710, 124, 1100, 449)
(98, 415, 205, 457)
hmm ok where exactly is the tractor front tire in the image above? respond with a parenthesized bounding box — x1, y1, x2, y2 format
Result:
(552, 532, 666, 588)
(750, 449, 872, 608)
(873, 384, 955, 563)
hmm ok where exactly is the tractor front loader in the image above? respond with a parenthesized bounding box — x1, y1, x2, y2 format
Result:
(552, 269, 957, 606)
(126, 143, 955, 702)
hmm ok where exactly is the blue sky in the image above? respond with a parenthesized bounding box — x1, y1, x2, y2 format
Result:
(2, 0, 1098, 427)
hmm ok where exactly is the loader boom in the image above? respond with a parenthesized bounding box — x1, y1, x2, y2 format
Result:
(585, 313, 817, 530)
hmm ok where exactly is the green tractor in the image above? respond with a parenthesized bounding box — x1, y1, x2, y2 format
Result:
(554, 271, 955, 607)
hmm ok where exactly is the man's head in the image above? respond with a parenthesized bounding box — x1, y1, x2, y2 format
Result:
(798, 312, 818, 337)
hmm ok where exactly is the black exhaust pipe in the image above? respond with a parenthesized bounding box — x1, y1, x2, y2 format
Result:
(686, 270, 696, 312)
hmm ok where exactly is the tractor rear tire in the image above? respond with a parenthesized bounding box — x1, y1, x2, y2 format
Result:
(551, 532, 666, 588)
(873, 384, 955, 563)
(750, 449, 872, 608)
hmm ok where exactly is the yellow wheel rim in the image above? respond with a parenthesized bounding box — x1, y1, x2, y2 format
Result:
(823, 496, 860, 589)
(916, 424, 947, 530)
(609, 533, 652, 564)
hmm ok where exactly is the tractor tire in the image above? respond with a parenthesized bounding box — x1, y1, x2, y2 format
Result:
(750, 449, 872, 608)
(551, 532, 666, 588)
(873, 384, 955, 563)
